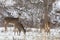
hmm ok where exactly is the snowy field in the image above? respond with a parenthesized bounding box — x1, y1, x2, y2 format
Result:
(0, 27, 60, 40)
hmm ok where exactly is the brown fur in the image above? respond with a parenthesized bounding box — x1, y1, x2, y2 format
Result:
(14, 22, 26, 35)
(4, 17, 19, 31)
(3, 17, 26, 35)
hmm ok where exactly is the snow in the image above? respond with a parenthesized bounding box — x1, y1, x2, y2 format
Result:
(20, 12, 30, 20)
(3, 0, 16, 6)
(0, 0, 60, 40)
(55, 1, 60, 9)
(50, 0, 60, 23)
(30, 0, 43, 3)
(0, 0, 5, 3)
(0, 27, 60, 40)
(53, 0, 60, 11)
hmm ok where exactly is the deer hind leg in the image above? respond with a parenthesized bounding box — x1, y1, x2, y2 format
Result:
(4, 22, 8, 32)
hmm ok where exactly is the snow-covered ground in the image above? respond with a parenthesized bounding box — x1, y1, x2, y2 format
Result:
(0, 27, 60, 40)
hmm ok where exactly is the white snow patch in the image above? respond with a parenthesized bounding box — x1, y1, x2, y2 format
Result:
(20, 12, 30, 20)
(0, 27, 60, 40)
(53, 0, 60, 11)
(4, 0, 16, 6)
(0, 0, 5, 3)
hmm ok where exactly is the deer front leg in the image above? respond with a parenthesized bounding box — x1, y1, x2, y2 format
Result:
(13, 24, 18, 35)
(13, 27, 16, 32)
(21, 27, 26, 34)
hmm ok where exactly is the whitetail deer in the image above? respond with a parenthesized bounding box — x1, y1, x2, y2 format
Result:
(3, 17, 19, 31)
(3, 17, 26, 35)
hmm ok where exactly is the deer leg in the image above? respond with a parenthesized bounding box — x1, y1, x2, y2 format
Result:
(13, 23, 17, 34)
(22, 27, 26, 34)
(14, 24, 19, 35)
(17, 30, 18, 35)
(13, 27, 16, 32)
(17, 26, 21, 35)
(4, 22, 7, 32)
(13, 27, 17, 35)
(16, 28, 19, 35)
(18, 30, 21, 35)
